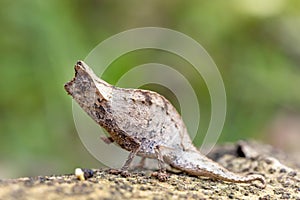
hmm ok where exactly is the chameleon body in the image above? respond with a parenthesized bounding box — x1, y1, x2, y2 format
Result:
(64, 61, 266, 188)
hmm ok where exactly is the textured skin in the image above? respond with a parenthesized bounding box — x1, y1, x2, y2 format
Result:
(64, 61, 266, 188)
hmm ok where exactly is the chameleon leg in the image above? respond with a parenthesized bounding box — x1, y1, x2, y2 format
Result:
(133, 157, 147, 169)
(151, 145, 169, 181)
(109, 145, 140, 177)
(100, 136, 114, 144)
(121, 147, 140, 171)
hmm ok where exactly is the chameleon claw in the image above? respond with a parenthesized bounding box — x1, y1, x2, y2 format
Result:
(151, 171, 170, 182)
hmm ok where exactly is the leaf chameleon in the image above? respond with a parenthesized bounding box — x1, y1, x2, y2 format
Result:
(65, 61, 266, 188)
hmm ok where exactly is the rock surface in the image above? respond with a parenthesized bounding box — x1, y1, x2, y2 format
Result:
(0, 141, 299, 200)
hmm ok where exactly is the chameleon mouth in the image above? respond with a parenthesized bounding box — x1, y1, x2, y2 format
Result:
(64, 80, 73, 95)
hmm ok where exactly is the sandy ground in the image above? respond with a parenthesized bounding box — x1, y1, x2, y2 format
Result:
(0, 141, 299, 200)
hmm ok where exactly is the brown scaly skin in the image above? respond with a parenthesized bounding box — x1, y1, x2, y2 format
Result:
(64, 61, 266, 188)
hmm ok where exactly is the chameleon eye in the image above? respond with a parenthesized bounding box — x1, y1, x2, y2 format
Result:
(76, 60, 83, 66)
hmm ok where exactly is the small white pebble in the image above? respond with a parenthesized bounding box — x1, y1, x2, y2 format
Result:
(75, 168, 85, 181)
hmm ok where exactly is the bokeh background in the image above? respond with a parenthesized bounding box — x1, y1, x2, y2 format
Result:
(1, 0, 300, 178)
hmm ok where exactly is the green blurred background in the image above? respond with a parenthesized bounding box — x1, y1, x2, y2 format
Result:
(1, 0, 300, 178)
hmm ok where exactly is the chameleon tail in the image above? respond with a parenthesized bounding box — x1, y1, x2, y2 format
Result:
(160, 146, 266, 188)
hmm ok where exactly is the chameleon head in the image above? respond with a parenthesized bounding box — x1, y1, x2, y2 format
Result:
(64, 61, 113, 109)
(64, 60, 91, 95)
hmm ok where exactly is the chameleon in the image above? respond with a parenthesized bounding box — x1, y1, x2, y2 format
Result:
(64, 61, 266, 188)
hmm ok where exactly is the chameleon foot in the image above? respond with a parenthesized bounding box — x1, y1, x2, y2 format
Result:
(108, 169, 131, 177)
(151, 171, 170, 181)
